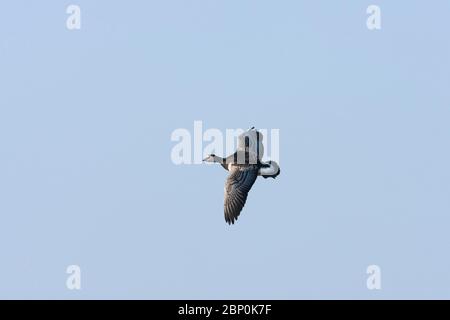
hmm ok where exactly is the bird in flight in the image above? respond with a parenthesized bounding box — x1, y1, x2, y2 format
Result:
(203, 127, 280, 224)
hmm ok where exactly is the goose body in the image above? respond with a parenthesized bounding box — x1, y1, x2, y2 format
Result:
(203, 128, 280, 224)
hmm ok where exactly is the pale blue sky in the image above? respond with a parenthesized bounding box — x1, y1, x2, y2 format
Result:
(1, 1, 450, 299)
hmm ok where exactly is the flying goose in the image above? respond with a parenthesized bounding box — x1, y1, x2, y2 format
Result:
(203, 127, 280, 224)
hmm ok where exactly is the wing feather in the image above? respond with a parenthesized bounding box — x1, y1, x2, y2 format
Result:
(224, 165, 258, 224)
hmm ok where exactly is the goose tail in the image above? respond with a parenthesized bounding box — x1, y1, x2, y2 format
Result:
(259, 161, 281, 179)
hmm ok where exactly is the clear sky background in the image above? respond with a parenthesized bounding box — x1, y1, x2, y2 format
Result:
(1, 1, 449, 299)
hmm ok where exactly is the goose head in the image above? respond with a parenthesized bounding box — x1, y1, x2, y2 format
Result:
(203, 154, 219, 163)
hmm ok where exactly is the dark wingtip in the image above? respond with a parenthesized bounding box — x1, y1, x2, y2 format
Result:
(225, 215, 237, 225)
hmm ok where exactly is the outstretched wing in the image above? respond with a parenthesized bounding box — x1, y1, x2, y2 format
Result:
(224, 166, 258, 224)
(237, 129, 264, 161)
